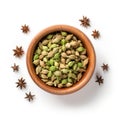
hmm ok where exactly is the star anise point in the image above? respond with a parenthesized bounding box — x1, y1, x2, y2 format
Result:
(16, 77, 26, 89)
(79, 16, 90, 28)
(25, 92, 35, 102)
(92, 30, 100, 39)
(13, 46, 24, 58)
(11, 63, 19, 72)
(101, 63, 109, 71)
(21, 24, 29, 33)
(95, 75, 104, 85)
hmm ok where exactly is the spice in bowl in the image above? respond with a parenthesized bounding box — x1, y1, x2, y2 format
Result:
(32, 31, 89, 88)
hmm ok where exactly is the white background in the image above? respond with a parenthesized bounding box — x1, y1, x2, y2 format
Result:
(0, 0, 119, 119)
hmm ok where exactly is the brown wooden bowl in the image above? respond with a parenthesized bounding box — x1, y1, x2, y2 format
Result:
(26, 25, 96, 95)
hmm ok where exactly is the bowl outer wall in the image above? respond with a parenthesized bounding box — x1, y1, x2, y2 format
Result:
(26, 24, 96, 95)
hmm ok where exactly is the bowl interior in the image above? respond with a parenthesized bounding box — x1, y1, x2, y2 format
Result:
(26, 25, 96, 95)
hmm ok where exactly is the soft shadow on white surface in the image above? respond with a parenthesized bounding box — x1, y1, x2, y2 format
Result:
(52, 77, 102, 107)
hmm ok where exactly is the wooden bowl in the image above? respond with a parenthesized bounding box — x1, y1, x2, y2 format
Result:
(26, 25, 96, 95)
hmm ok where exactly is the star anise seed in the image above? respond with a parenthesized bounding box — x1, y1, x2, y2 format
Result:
(13, 46, 24, 57)
(92, 30, 100, 39)
(11, 63, 19, 72)
(16, 77, 26, 89)
(25, 92, 35, 102)
(101, 63, 109, 71)
(79, 16, 90, 28)
(95, 75, 104, 85)
(21, 24, 29, 33)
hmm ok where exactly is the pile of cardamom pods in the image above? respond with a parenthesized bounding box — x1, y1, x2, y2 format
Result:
(33, 31, 89, 88)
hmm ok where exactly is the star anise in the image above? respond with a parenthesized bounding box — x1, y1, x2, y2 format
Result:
(92, 30, 100, 39)
(11, 63, 19, 72)
(16, 77, 26, 89)
(101, 63, 109, 71)
(79, 16, 90, 28)
(25, 92, 35, 102)
(95, 75, 104, 85)
(13, 46, 24, 57)
(21, 24, 29, 33)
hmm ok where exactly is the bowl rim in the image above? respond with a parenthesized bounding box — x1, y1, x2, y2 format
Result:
(26, 24, 96, 95)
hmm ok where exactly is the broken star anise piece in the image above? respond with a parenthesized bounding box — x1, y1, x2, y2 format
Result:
(21, 24, 29, 33)
(16, 77, 26, 89)
(79, 16, 90, 28)
(13, 46, 24, 58)
(11, 63, 19, 72)
(101, 63, 109, 71)
(92, 30, 100, 39)
(95, 75, 104, 85)
(25, 92, 35, 102)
